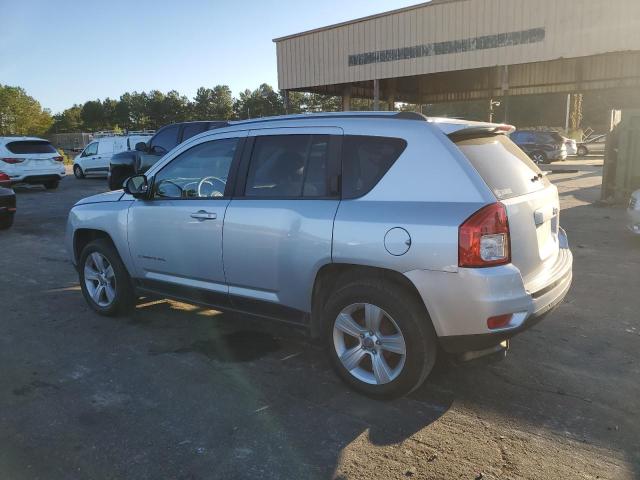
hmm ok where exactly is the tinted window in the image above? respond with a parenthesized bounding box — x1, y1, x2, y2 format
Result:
(83, 142, 98, 156)
(6, 140, 57, 154)
(150, 125, 180, 154)
(341, 136, 406, 199)
(456, 135, 549, 200)
(153, 138, 238, 199)
(181, 123, 207, 142)
(245, 135, 330, 198)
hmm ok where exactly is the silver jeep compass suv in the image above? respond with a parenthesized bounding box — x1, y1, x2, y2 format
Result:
(66, 112, 573, 398)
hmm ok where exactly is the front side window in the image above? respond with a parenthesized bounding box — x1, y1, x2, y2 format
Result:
(83, 142, 98, 157)
(245, 135, 330, 198)
(152, 138, 238, 199)
(150, 125, 180, 155)
(341, 135, 407, 199)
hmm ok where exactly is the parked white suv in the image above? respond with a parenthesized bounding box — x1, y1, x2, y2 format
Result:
(0, 137, 65, 189)
(73, 134, 152, 179)
(66, 112, 573, 398)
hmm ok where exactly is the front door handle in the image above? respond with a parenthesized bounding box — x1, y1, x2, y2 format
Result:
(190, 210, 217, 221)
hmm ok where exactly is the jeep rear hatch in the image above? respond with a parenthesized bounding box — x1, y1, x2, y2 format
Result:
(451, 129, 561, 288)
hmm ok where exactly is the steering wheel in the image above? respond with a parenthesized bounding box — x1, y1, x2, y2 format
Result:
(197, 176, 227, 198)
(156, 179, 184, 198)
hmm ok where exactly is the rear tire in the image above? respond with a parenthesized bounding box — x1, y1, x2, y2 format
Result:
(43, 180, 59, 190)
(79, 238, 135, 316)
(74, 165, 85, 179)
(324, 279, 437, 399)
(0, 215, 14, 230)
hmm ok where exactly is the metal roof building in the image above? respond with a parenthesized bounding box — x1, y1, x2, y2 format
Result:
(273, 0, 640, 111)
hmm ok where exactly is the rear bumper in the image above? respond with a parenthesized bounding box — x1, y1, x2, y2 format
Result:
(627, 208, 640, 235)
(549, 149, 567, 160)
(10, 169, 65, 184)
(405, 229, 573, 354)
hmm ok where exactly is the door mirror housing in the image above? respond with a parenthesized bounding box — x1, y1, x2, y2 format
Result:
(123, 175, 149, 198)
(135, 142, 148, 152)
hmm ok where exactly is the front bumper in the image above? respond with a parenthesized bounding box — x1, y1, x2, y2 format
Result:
(405, 229, 573, 354)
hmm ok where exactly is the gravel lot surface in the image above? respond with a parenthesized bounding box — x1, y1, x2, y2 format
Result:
(0, 161, 638, 479)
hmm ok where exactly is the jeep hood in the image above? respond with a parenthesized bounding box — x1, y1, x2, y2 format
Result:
(75, 190, 125, 206)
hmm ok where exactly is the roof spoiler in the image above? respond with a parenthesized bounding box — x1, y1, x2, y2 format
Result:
(448, 124, 515, 141)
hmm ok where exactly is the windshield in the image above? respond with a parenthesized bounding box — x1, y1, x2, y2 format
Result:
(455, 134, 549, 200)
(6, 140, 57, 154)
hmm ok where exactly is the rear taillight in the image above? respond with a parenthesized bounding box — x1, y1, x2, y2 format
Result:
(53, 156, 64, 162)
(1, 157, 24, 164)
(459, 202, 511, 268)
(0, 172, 10, 186)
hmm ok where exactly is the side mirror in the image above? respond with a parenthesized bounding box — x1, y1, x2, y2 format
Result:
(135, 142, 148, 152)
(123, 175, 149, 198)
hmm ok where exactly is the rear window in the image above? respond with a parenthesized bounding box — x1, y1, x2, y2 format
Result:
(342, 136, 407, 199)
(6, 140, 57, 154)
(455, 135, 549, 200)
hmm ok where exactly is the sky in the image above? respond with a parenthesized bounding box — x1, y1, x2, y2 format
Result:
(1, 0, 422, 113)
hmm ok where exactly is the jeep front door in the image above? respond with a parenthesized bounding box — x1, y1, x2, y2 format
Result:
(127, 133, 245, 302)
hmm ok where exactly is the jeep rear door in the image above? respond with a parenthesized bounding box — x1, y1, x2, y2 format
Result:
(222, 128, 342, 318)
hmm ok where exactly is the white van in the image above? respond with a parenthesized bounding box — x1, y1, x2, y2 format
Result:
(73, 134, 152, 179)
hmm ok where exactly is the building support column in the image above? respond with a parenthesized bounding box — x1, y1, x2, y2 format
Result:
(373, 79, 380, 111)
(342, 85, 352, 112)
(386, 79, 397, 111)
(501, 65, 510, 124)
(283, 90, 290, 114)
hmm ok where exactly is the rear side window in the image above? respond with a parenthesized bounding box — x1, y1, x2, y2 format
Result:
(456, 135, 549, 200)
(150, 125, 179, 154)
(341, 136, 406, 199)
(245, 135, 330, 198)
(6, 140, 56, 154)
(181, 123, 207, 142)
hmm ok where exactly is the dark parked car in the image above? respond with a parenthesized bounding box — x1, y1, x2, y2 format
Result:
(0, 173, 16, 229)
(510, 130, 567, 164)
(108, 121, 228, 190)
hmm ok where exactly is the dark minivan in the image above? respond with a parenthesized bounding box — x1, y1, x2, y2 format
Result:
(510, 130, 567, 164)
(108, 121, 227, 190)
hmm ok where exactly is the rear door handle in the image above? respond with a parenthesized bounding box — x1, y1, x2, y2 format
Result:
(190, 210, 217, 221)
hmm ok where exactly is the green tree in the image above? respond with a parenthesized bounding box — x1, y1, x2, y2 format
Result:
(50, 104, 83, 133)
(233, 84, 285, 119)
(0, 84, 52, 135)
(192, 85, 234, 120)
(81, 100, 106, 131)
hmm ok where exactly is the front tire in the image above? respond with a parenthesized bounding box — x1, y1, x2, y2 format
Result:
(79, 238, 135, 316)
(577, 146, 588, 157)
(74, 165, 85, 179)
(324, 279, 437, 399)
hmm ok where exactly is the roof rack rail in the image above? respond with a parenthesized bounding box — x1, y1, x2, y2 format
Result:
(230, 111, 428, 127)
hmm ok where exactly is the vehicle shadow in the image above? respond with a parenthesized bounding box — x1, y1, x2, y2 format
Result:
(121, 271, 638, 478)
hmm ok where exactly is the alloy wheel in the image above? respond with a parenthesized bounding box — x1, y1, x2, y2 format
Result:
(84, 252, 117, 307)
(333, 303, 407, 385)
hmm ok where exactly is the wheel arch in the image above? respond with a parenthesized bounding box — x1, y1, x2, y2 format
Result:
(310, 263, 433, 339)
(73, 229, 118, 266)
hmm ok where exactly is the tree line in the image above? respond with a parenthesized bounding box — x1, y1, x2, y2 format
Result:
(1, 82, 620, 137)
